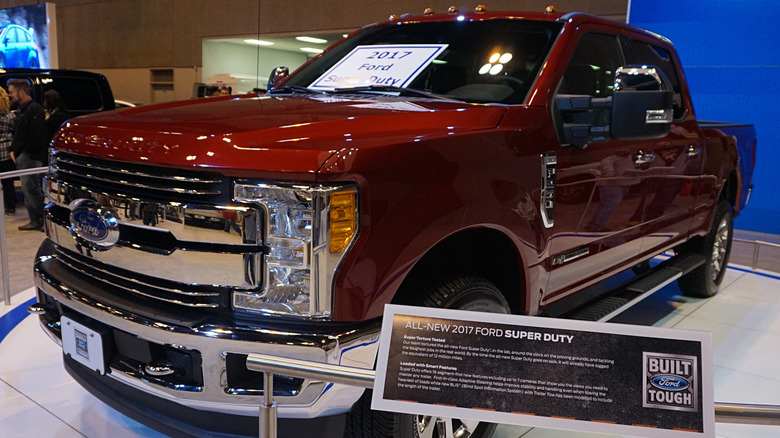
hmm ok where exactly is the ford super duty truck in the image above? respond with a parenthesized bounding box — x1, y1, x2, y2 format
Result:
(30, 7, 755, 438)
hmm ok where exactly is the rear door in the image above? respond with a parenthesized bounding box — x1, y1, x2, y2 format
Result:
(626, 38, 701, 253)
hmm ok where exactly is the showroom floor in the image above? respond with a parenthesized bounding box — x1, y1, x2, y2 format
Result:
(2, 207, 779, 436)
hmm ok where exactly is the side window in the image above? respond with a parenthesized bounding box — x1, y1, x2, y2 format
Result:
(8, 27, 19, 44)
(555, 33, 624, 137)
(42, 77, 106, 113)
(558, 33, 624, 97)
(628, 39, 686, 119)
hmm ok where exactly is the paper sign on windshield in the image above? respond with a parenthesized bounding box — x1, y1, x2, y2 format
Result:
(310, 44, 448, 90)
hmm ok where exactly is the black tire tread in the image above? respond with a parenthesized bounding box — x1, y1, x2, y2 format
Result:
(343, 276, 509, 438)
(678, 199, 733, 297)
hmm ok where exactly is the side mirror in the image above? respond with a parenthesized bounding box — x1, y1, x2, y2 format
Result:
(267, 66, 289, 91)
(610, 66, 673, 140)
(555, 65, 673, 147)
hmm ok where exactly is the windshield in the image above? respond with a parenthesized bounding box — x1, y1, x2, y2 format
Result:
(283, 19, 562, 104)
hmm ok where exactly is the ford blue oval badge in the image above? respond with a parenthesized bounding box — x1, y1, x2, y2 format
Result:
(69, 199, 120, 250)
(650, 375, 689, 391)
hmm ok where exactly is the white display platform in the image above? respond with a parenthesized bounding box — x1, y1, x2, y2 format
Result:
(2, 264, 780, 437)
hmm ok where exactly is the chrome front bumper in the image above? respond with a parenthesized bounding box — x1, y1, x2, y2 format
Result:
(34, 243, 380, 420)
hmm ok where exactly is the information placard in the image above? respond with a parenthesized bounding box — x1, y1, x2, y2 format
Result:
(373, 305, 714, 438)
(310, 44, 448, 90)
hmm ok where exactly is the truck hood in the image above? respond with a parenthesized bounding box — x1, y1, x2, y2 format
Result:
(56, 94, 506, 178)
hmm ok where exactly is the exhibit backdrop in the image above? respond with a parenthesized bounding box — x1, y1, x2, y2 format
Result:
(0, 3, 56, 70)
(628, 0, 778, 234)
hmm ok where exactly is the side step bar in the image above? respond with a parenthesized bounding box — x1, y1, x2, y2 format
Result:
(546, 253, 706, 322)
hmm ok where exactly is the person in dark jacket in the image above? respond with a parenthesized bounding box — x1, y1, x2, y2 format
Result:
(8, 78, 47, 231)
(43, 89, 70, 143)
(0, 87, 16, 215)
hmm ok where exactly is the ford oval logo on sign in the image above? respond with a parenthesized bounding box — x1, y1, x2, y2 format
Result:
(69, 199, 119, 250)
(650, 375, 690, 392)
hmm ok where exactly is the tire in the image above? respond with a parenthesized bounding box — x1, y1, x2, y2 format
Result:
(345, 277, 510, 438)
(678, 199, 733, 297)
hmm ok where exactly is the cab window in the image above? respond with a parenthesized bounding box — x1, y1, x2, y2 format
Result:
(558, 33, 625, 98)
(628, 39, 686, 119)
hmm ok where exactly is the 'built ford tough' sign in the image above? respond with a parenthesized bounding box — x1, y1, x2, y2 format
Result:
(310, 44, 447, 90)
(373, 305, 714, 438)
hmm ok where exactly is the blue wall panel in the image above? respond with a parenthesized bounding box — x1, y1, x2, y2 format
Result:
(628, 0, 779, 233)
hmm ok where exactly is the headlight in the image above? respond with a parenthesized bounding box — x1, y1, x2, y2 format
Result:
(233, 182, 358, 318)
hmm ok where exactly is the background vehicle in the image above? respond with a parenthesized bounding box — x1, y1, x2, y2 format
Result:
(0, 24, 39, 68)
(0, 68, 115, 116)
(30, 9, 755, 438)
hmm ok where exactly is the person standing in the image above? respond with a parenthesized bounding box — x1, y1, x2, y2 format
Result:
(0, 88, 16, 215)
(43, 89, 71, 143)
(8, 79, 47, 231)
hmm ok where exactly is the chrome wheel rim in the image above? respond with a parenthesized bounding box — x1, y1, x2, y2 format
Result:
(414, 416, 480, 438)
(710, 217, 730, 282)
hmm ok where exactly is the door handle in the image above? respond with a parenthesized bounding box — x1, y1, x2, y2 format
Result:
(687, 145, 703, 156)
(635, 152, 656, 165)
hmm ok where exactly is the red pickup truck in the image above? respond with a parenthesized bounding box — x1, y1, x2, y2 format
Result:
(31, 8, 755, 438)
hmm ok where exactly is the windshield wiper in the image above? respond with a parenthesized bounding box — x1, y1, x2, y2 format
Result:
(331, 85, 459, 101)
(268, 85, 324, 95)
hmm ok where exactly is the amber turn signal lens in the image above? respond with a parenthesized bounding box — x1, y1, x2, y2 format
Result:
(329, 192, 356, 253)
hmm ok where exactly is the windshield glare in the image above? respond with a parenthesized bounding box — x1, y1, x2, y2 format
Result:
(284, 19, 562, 104)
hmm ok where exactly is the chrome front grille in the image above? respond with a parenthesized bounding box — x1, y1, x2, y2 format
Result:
(49, 150, 230, 203)
(44, 150, 265, 318)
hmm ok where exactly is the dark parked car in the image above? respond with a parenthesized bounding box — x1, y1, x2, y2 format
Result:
(0, 68, 115, 117)
(0, 24, 39, 68)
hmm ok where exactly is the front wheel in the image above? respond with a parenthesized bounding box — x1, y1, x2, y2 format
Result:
(345, 277, 510, 438)
(678, 199, 733, 297)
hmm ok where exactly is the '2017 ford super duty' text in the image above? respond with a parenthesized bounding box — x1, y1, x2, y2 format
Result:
(31, 7, 755, 438)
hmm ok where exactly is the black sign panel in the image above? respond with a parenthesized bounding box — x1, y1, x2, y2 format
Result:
(373, 305, 714, 438)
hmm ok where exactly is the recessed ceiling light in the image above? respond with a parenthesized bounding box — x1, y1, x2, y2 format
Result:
(244, 39, 274, 46)
(296, 36, 328, 44)
(300, 47, 324, 54)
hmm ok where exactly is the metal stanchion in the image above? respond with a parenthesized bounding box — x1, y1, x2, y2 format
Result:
(259, 372, 278, 438)
(0, 166, 48, 305)
(0, 179, 9, 305)
(246, 354, 376, 438)
(715, 402, 780, 425)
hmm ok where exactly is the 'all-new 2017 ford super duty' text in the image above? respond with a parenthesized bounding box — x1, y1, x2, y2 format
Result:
(31, 7, 755, 438)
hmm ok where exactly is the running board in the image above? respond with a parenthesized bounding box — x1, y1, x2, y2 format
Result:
(548, 253, 706, 322)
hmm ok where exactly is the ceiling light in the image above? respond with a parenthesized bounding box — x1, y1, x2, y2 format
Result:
(300, 47, 324, 54)
(296, 36, 328, 44)
(244, 39, 274, 46)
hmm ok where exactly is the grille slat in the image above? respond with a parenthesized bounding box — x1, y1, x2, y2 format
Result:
(57, 248, 228, 309)
(50, 150, 230, 203)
